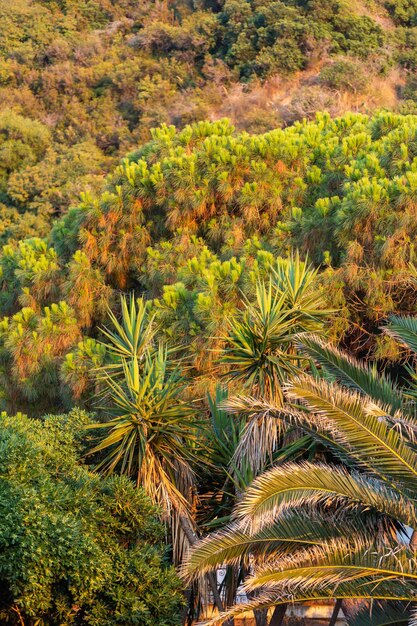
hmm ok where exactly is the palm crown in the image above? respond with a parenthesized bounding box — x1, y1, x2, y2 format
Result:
(185, 316, 417, 626)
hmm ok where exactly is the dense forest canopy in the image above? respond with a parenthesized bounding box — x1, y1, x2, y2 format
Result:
(3, 111, 417, 413)
(2, 0, 417, 240)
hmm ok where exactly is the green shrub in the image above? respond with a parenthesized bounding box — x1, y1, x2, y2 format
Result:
(385, 0, 417, 25)
(0, 409, 183, 625)
(319, 59, 367, 92)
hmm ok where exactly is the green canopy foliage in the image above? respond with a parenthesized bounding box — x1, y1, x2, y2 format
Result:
(0, 408, 183, 625)
(7, 112, 417, 409)
(0, 0, 415, 248)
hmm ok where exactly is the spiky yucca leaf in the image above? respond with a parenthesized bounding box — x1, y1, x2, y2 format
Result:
(100, 294, 156, 362)
(271, 253, 333, 326)
(296, 334, 404, 413)
(88, 346, 197, 515)
(221, 282, 298, 404)
(286, 376, 417, 491)
(233, 462, 417, 530)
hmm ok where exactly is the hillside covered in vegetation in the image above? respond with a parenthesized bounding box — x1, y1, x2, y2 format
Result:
(5, 1, 417, 626)
(3, 0, 417, 239)
(2, 110, 417, 413)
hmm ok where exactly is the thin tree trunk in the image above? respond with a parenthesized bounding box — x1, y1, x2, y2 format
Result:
(246, 587, 268, 626)
(180, 585, 192, 626)
(253, 608, 268, 626)
(207, 571, 226, 614)
(268, 604, 287, 626)
(179, 514, 226, 615)
(340, 600, 359, 621)
(329, 600, 342, 626)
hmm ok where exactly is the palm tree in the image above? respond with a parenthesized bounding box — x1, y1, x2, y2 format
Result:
(184, 317, 417, 625)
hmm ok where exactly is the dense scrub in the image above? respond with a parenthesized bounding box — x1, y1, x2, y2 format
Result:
(3, 0, 417, 249)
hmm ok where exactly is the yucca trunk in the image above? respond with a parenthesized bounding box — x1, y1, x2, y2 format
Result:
(179, 514, 228, 621)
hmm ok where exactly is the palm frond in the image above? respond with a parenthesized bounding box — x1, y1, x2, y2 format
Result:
(245, 538, 417, 594)
(296, 333, 403, 413)
(385, 316, 417, 355)
(233, 461, 417, 530)
(347, 601, 412, 626)
(286, 375, 417, 492)
(223, 395, 388, 474)
(196, 588, 415, 626)
(230, 410, 284, 475)
(184, 511, 346, 580)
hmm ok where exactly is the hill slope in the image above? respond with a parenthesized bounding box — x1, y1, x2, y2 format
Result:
(1, 0, 417, 240)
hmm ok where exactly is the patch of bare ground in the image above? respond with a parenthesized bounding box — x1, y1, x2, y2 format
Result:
(210, 63, 404, 131)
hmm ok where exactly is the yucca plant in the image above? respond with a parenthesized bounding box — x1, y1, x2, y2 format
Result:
(221, 281, 299, 404)
(184, 316, 417, 625)
(99, 294, 157, 365)
(222, 254, 330, 404)
(88, 295, 199, 563)
(221, 254, 331, 475)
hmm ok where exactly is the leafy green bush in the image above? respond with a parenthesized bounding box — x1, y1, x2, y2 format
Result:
(403, 73, 417, 100)
(385, 0, 417, 25)
(0, 409, 183, 625)
(319, 59, 367, 92)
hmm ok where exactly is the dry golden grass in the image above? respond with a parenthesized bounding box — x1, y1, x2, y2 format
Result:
(210, 62, 404, 132)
